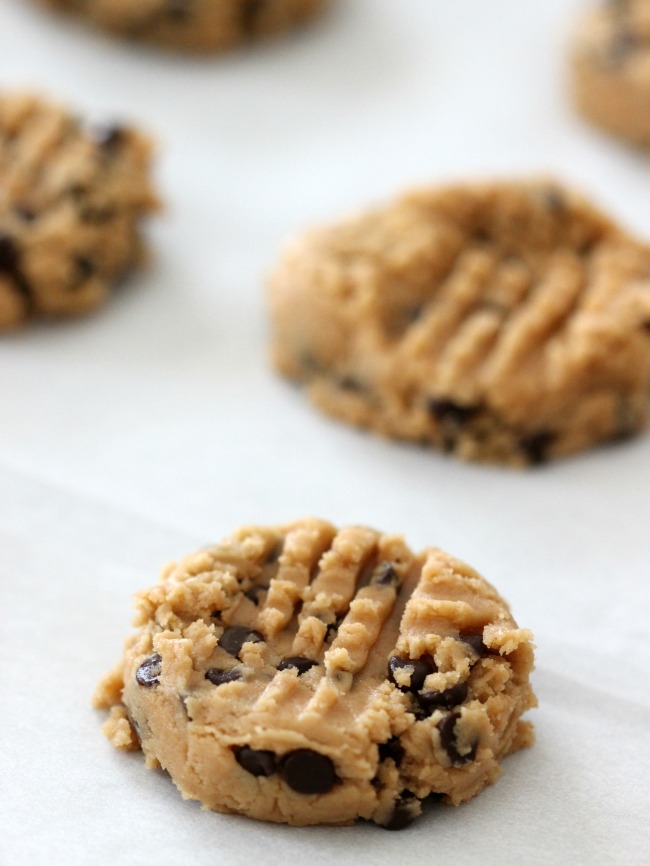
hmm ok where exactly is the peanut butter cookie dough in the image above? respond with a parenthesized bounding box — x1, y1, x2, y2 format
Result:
(94, 518, 536, 829)
(36, 0, 329, 53)
(268, 181, 650, 466)
(571, 0, 650, 146)
(0, 93, 158, 330)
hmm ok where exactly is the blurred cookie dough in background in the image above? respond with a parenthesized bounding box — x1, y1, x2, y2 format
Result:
(571, 0, 650, 146)
(268, 180, 650, 466)
(0, 92, 158, 330)
(34, 0, 330, 53)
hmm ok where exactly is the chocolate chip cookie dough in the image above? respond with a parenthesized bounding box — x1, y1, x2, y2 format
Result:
(94, 518, 536, 829)
(268, 181, 650, 466)
(571, 0, 650, 146)
(36, 0, 329, 53)
(0, 93, 158, 330)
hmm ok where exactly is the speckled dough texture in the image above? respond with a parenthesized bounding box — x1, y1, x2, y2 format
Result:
(36, 0, 329, 53)
(94, 518, 536, 829)
(0, 93, 158, 330)
(268, 181, 650, 466)
(571, 0, 650, 146)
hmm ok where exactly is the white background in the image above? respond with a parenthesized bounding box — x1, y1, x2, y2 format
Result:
(1, 1, 648, 864)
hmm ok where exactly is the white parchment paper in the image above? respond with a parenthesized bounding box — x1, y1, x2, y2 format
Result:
(0, 1, 648, 864)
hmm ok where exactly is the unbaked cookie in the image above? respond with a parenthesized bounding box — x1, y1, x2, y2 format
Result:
(94, 518, 536, 829)
(0, 93, 158, 330)
(571, 0, 650, 146)
(268, 181, 650, 466)
(36, 0, 329, 53)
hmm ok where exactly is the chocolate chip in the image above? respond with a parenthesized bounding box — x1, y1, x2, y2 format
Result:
(277, 657, 317, 675)
(371, 562, 399, 587)
(0, 233, 20, 273)
(382, 791, 420, 831)
(607, 29, 639, 67)
(14, 206, 36, 222)
(166, 0, 191, 21)
(378, 736, 405, 767)
(135, 653, 162, 687)
(205, 667, 242, 686)
(322, 615, 342, 642)
(539, 187, 566, 213)
(418, 682, 469, 715)
(234, 746, 276, 777)
(281, 749, 337, 795)
(520, 431, 555, 465)
(241, 0, 264, 33)
(80, 206, 115, 225)
(337, 375, 365, 393)
(89, 124, 125, 152)
(438, 712, 478, 765)
(427, 398, 480, 426)
(461, 634, 489, 657)
(388, 656, 436, 693)
(75, 256, 95, 280)
(244, 585, 267, 605)
(219, 626, 264, 657)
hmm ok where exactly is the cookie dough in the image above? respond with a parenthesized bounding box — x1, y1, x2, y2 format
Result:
(36, 0, 329, 53)
(268, 181, 650, 466)
(571, 0, 650, 146)
(94, 518, 536, 829)
(0, 93, 158, 330)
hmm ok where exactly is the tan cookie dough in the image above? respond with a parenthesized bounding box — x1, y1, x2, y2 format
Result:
(36, 0, 329, 53)
(94, 518, 536, 829)
(268, 181, 650, 466)
(571, 0, 650, 146)
(0, 93, 158, 330)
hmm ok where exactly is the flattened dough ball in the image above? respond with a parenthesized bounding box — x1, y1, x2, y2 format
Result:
(268, 181, 650, 465)
(36, 0, 329, 53)
(0, 93, 158, 329)
(94, 518, 536, 829)
(571, 0, 650, 146)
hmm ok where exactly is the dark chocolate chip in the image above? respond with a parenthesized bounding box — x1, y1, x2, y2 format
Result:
(89, 124, 125, 152)
(14, 205, 37, 222)
(234, 746, 276, 777)
(244, 585, 267, 605)
(264, 539, 284, 563)
(461, 634, 489, 657)
(80, 206, 115, 225)
(438, 712, 478, 765)
(323, 615, 342, 642)
(382, 791, 420, 831)
(281, 749, 337, 795)
(219, 625, 264, 657)
(211, 610, 222, 619)
(166, 0, 191, 21)
(0, 233, 20, 273)
(371, 562, 399, 588)
(205, 667, 242, 686)
(607, 28, 639, 67)
(418, 682, 469, 715)
(388, 656, 437, 693)
(520, 431, 555, 465)
(378, 736, 405, 767)
(427, 398, 480, 426)
(277, 657, 317, 675)
(539, 187, 566, 213)
(337, 375, 365, 393)
(241, 0, 264, 33)
(75, 256, 95, 280)
(135, 653, 162, 687)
